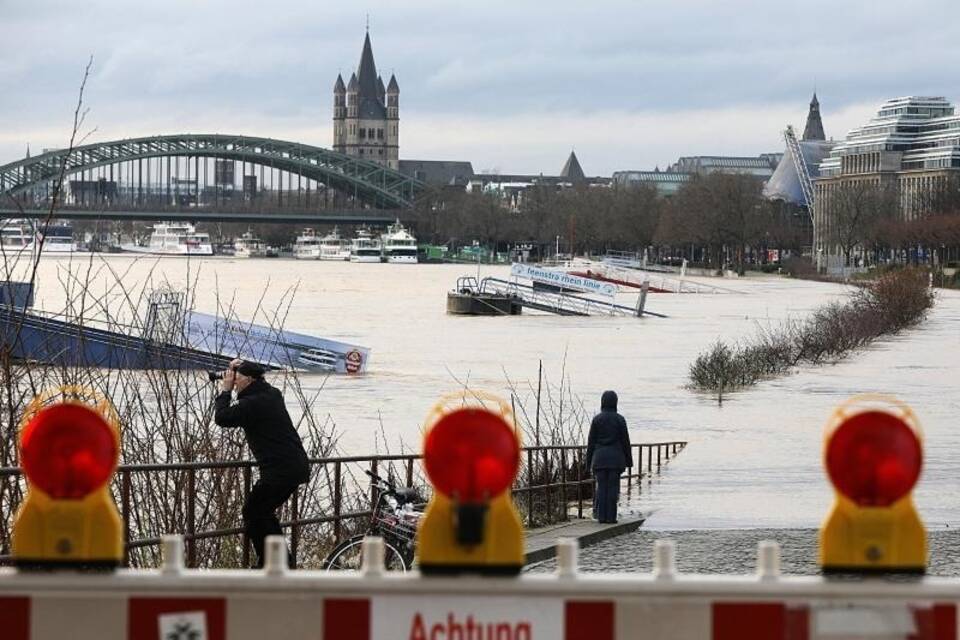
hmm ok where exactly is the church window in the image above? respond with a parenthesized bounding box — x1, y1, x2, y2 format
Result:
(359, 128, 366, 139)
(378, 149, 383, 155)
(368, 128, 375, 139)
(377, 128, 384, 140)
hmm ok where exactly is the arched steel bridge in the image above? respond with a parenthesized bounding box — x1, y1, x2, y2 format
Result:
(0, 134, 427, 209)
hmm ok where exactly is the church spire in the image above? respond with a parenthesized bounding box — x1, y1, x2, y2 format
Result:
(560, 150, 585, 181)
(356, 31, 380, 101)
(802, 92, 826, 141)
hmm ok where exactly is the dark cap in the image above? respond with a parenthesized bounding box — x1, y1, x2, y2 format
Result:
(234, 361, 266, 378)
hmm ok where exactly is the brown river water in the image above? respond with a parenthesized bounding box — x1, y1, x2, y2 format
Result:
(21, 256, 960, 531)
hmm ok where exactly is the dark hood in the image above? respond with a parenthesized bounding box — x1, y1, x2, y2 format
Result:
(601, 390, 618, 411)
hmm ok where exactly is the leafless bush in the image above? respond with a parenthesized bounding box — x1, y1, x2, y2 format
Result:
(689, 269, 935, 402)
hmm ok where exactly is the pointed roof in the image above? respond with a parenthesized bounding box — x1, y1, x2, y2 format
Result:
(387, 74, 399, 93)
(802, 92, 826, 141)
(353, 31, 387, 119)
(334, 73, 346, 93)
(560, 151, 585, 181)
(377, 75, 386, 100)
(356, 31, 380, 100)
(25, 144, 30, 158)
(347, 72, 358, 92)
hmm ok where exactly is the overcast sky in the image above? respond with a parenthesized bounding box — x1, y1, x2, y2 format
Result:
(3, 0, 960, 175)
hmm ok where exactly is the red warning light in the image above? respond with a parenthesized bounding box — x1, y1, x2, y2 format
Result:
(423, 408, 519, 502)
(19, 403, 118, 499)
(826, 410, 921, 507)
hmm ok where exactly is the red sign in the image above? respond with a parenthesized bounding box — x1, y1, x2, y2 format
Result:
(345, 350, 364, 374)
(128, 597, 225, 640)
(0, 597, 29, 640)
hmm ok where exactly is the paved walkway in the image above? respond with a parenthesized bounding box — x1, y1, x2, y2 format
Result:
(524, 514, 645, 565)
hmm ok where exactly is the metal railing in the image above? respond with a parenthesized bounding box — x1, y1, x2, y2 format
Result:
(0, 441, 686, 568)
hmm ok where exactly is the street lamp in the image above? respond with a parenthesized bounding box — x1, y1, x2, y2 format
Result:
(555, 234, 560, 258)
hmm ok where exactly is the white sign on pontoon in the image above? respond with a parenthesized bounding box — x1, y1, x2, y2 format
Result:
(510, 263, 617, 298)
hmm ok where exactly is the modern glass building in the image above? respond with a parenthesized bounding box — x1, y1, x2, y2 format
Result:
(814, 96, 960, 259)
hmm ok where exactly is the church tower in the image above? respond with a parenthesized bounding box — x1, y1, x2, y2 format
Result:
(802, 92, 826, 141)
(332, 29, 398, 170)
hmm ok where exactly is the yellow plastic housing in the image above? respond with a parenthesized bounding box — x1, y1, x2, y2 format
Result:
(819, 395, 927, 574)
(418, 493, 524, 574)
(12, 488, 123, 567)
(416, 392, 525, 575)
(13, 389, 123, 569)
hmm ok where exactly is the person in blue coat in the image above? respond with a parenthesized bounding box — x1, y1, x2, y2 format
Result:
(585, 390, 633, 524)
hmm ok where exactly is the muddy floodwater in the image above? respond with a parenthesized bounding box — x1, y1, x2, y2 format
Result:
(24, 256, 960, 531)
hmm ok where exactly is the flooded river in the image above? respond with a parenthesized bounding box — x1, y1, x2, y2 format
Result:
(23, 256, 960, 531)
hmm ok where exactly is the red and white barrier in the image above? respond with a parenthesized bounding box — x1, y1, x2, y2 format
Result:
(0, 536, 957, 640)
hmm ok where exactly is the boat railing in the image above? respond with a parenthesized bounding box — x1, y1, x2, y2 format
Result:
(479, 277, 647, 317)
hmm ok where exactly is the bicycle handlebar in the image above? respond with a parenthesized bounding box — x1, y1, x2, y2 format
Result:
(365, 469, 397, 492)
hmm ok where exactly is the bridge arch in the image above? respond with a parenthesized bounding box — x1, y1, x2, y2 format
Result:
(0, 134, 427, 209)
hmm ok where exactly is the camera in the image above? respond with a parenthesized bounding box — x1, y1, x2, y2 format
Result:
(208, 371, 224, 382)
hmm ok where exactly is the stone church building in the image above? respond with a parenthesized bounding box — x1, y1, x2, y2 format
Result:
(332, 31, 399, 170)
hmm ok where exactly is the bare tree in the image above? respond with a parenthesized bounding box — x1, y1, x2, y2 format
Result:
(828, 180, 898, 268)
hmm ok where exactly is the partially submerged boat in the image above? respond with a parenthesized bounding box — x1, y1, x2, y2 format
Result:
(0, 283, 371, 374)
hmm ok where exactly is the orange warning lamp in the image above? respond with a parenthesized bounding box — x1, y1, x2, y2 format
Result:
(13, 388, 123, 569)
(819, 396, 926, 574)
(417, 392, 524, 575)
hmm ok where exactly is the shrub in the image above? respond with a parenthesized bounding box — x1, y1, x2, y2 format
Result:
(689, 269, 935, 401)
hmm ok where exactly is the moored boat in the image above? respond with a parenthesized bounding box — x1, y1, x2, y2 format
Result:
(120, 222, 213, 256)
(319, 227, 351, 261)
(234, 230, 267, 258)
(380, 220, 418, 264)
(293, 229, 321, 260)
(350, 228, 382, 263)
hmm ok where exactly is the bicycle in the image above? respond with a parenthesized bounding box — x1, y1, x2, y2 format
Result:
(321, 470, 422, 571)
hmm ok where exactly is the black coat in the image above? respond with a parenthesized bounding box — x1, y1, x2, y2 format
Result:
(214, 378, 310, 484)
(586, 391, 633, 471)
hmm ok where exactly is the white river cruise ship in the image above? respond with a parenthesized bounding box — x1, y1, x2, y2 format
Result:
(293, 229, 322, 260)
(319, 227, 351, 261)
(121, 222, 213, 256)
(380, 220, 418, 264)
(350, 228, 382, 263)
(234, 230, 267, 258)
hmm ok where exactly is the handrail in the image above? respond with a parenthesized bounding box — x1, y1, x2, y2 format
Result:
(0, 441, 688, 568)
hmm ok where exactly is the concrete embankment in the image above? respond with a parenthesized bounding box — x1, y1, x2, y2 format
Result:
(524, 515, 645, 565)
(526, 528, 960, 576)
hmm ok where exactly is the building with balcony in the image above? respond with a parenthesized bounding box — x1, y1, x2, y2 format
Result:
(814, 96, 960, 254)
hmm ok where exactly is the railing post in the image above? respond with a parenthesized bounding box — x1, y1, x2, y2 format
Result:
(576, 448, 583, 519)
(333, 461, 343, 543)
(526, 448, 533, 523)
(290, 487, 300, 569)
(186, 468, 196, 568)
(634, 445, 641, 486)
(665, 443, 671, 461)
(369, 459, 379, 509)
(121, 470, 131, 567)
(560, 449, 568, 521)
(544, 449, 552, 520)
(242, 465, 252, 568)
(647, 444, 652, 474)
(657, 445, 662, 472)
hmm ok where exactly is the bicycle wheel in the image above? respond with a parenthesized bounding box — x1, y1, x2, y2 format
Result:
(322, 535, 410, 572)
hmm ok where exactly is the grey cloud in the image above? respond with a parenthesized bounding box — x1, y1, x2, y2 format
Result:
(2, 0, 960, 170)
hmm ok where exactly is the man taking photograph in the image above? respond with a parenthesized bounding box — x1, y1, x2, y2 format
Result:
(214, 359, 310, 568)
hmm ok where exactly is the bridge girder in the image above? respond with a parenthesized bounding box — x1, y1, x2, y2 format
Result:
(0, 134, 427, 209)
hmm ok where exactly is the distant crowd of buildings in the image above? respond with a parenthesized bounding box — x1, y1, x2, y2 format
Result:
(341, 30, 960, 265)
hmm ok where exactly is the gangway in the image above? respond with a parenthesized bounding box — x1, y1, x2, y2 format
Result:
(478, 277, 666, 317)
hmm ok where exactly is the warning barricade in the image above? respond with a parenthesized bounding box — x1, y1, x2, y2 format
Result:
(1, 536, 958, 640)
